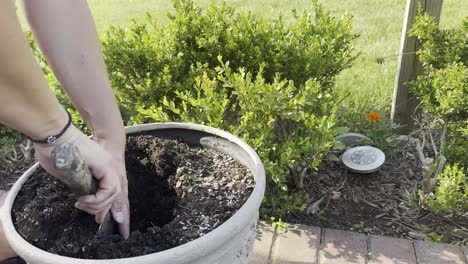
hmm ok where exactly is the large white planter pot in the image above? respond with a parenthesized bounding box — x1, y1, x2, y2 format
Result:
(1, 123, 266, 264)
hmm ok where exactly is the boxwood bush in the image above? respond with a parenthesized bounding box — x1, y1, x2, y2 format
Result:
(410, 13, 467, 215)
(101, 0, 357, 123)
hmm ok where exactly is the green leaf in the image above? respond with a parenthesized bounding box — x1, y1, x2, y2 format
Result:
(333, 141, 346, 150)
(327, 154, 341, 162)
(425, 232, 443, 242)
(335, 126, 350, 135)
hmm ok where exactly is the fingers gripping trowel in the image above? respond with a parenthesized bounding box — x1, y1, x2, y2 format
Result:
(51, 143, 116, 235)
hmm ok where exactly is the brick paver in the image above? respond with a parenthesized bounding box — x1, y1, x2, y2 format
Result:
(252, 223, 468, 264)
(249, 222, 275, 264)
(318, 228, 367, 264)
(272, 224, 320, 264)
(368, 235, 417, 264)
(462, 246, 468, 263)
(414, 240, 466, 264)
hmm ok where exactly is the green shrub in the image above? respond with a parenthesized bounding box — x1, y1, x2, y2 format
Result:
(410, 14, 467, 127)
(126, 0, 355, 217)
(0, 126, 21, 159)
(101, 0, 357, 123)
(138, 60, 338, 217)
(410, 14, 468, 70)
(419, 164, 468, 214)
(410, 14, 467, 162)
(410, 64, 467, 123)
(139, 59, 335, 191)
(443, 137, 468, 169)
(410, 13, 468, 215)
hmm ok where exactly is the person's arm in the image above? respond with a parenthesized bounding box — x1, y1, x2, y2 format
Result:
(0, 0, 129, 240)
(20, 0, 124, 146)
(0, 0, 67, 140)
(0, 4, 68, 259)
(21, 0, 125, 150)
(21, 0, 129, 238)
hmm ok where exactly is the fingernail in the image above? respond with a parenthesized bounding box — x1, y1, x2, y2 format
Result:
(74, 202, 80, 209)
(115, 212, 124, 223)
(98, 214, 105, 224)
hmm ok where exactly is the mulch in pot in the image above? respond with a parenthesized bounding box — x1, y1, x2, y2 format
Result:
(12, 135, 254, 259)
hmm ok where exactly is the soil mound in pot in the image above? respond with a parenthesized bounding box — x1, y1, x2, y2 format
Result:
(12, 135, 254, 259)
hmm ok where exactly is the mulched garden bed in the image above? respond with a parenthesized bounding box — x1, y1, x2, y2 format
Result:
(285, 144, 468, 245)
(9, 135, 254, 259)
(0, 140, 35, 193)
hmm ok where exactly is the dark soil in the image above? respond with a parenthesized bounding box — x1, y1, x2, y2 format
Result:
(11, 135, 254, 259)
(284, 146, 468, 245)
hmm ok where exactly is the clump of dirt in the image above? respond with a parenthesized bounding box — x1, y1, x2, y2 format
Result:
(13, 135, 254, 259)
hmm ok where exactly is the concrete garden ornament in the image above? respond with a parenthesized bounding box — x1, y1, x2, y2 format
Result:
(341, 146, 386, 173)
(336, 112, 386, 173)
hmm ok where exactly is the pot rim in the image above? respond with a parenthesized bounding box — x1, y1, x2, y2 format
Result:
(1, 122, 265, 263)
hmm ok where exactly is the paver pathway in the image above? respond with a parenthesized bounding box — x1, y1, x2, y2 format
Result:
(251, 222, 468, 264)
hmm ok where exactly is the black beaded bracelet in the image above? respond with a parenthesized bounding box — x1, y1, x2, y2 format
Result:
(29, 110, 72, 144)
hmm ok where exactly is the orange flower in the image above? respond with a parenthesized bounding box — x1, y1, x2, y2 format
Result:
(367, 112, 382, 123)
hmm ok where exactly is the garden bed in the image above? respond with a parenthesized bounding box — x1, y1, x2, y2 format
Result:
(0, 141, 34, 194)
(285, 144, 468, 245)
(8, 135, 254, 259)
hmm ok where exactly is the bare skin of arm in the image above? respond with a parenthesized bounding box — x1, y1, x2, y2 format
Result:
(0, 1, 65, 259)
(0, 1, 129, 259)
(0, 1, 67, 138)
(21, 0, 125, 146)
(22, 0, 130, 238)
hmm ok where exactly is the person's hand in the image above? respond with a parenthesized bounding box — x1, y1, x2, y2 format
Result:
(93, 132, 130, 240)
(33, 125, 130, 239)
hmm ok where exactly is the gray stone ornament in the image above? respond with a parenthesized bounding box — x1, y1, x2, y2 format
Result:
(341, 146, 385, 173)
(335, 133, 370, 147)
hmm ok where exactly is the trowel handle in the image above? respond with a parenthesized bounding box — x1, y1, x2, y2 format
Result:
(51, 143, 97, 196)
(51, 143, 115, 235)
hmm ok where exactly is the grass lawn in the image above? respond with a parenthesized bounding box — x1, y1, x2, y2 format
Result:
(17, 0, 467, 124)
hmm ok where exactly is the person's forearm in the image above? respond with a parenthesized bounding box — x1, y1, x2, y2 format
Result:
(0, 0, 67, 141)
(22, 0, 124, 144)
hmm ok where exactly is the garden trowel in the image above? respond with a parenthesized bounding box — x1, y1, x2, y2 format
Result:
(51, 143, 116, 235)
